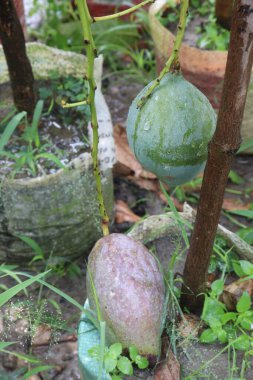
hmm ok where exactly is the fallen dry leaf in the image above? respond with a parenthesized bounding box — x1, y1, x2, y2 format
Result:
(113, 124, 156, 179)
(113, 124, 184, 211)
(177, 314, 202, 339)
(155, 349, 180, 380)
(222, 198, 250, 211)
(32, 323, 52, 346)
(221, 278, 253, 311)
(115, 200, 140, 224)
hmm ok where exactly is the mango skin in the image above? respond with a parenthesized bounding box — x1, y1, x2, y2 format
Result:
(87, 233, 165, 363)
(127, 73, 217, 187)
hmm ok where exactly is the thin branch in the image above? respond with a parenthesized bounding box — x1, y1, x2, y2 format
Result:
(76, 0, 110, 236)
(93, 0, 153, 22)
(137, 0, 189, 108)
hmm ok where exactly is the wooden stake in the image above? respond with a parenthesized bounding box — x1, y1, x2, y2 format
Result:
(0, 0, 36, 118)
(180, 0, 253, 312)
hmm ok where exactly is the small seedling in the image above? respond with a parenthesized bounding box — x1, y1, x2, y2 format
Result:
(88, 343, 149, 379)
(200, 273, 253, 350)
(0, 100, 66, 177)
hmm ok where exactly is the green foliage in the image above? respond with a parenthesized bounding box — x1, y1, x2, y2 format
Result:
(157, 0, 230, 51)
(39, 75, 90, 127)
(196, 15, 230, 51)
(29, 1, 155, 82)
(89, 343, 149, 379)
(29, 0, 82, 50)
(200, 264, 253, 354)
(0, 100, 66, 178)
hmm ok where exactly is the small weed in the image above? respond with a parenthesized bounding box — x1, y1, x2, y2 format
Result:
(89, 343, 149, 379)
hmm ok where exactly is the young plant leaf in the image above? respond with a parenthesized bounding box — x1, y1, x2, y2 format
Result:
(23, 365, 54, 380)
(0, 111, 26, 151)
(135, 355, 149, 369)
(220, 312, 237, 324)
(211, 279, 224, 296)
(117, 356, 133, 375)
(108, 343, 122, 359)
(104, 357, 117, 372)
(129, 345, 138, 361)
(199, 328, 217, 343)
(239, 260, 253, 276)
(236, 292, 251, 313)
(233, 334, 251, 351)
(0, 271, 50, 308)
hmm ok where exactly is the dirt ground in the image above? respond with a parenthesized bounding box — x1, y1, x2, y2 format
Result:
(0, 76, 253, 379)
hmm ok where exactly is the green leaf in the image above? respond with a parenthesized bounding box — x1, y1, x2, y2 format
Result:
(0, 111, 26, 150)
(220, 312, 237, 325)
(117, 356, 133, 375)
(233, 334, 251, 351)
(228, 210, 253, 220)
(135, 355, 149, 369)
(199, 328, 217, 343)
(108, 343, 122, 359)
(31, 100, 44, 148)
(229, 170, 244, 185)
(35, 153, 66, 170)
(16, 235, 44, 261)
(23, 365, 53, 379)
(217, 328, 228, 343)
(201, 297, 226, 325)
(0, 342, 16, 350)
(111, 375, 122, 380)
(236, 292, 251, 313)
(239, 261, 253, 276)
(0, 271, 50, 308)
(88, 345, 100, 358)
(129, 345, 138, 361)
(104, 357, 117, 373)
(239, 316, 253, 330)
(232, 260, 246, 277)
(237, 228, 253, 245)
(211, 279, 224, 296)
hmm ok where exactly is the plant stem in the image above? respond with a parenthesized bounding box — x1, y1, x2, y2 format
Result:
(93, 0, 153, 22)
(180, 0, 253, 312)
(61, 100, 88, 108)
(76, 0, 109, 236)
(137, 0, 189, 108)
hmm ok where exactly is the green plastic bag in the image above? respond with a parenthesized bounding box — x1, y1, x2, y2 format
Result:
(78, 300, 111, 380)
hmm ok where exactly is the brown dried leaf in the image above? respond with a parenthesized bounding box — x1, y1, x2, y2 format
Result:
(221, 278, 253, 311)
(222, 198, 250, 211)
(115, 200, 140, 224)
(177, 314, 202, 339)
(32, 323, 52, 346)
(155, 349, 180, 380)
(113, 124, 156, 179)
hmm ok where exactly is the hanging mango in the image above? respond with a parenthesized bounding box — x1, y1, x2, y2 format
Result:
(126, 72, 216, 187)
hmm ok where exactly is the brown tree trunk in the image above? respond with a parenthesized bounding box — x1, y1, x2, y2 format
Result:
(180, 0, 253, 313)
(215, 0, 234, 30)
(0, 0, 36, 118)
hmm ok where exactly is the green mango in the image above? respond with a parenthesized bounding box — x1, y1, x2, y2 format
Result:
(127, 73, 217, 187)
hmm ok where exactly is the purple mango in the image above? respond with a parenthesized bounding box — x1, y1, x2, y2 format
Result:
(87, 233, 165, 363)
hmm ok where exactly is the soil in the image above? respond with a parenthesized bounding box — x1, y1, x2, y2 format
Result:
(0, 80, 90, 179)
(0, 76, 253, 379)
